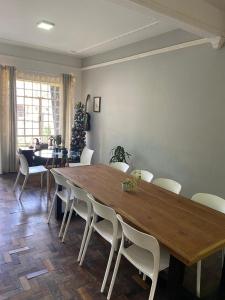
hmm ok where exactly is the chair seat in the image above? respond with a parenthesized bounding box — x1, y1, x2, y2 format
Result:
(69, 163, 89, 167)
(123, 244, 169, 278)
(94, 219, 122, 244)
(28, 165, 48, 174)
(73, 200, 90, 221)
(57, 189, 74, 203)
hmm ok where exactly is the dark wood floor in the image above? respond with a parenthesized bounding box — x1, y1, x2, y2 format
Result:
(0, 173, 223, 300)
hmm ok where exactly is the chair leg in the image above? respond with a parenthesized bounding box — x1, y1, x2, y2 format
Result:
(101, 244, 115, 293)
(79, 226, 93, 266)
(61, 203, 74, 242)
(40, 173, 44, 190)
(196, 261, 201, 298)
(222, 249, 225, 267)
(58, 203, 69, 238)
(13, 171, 21, 191)
(47, 190, 57, 224)
(19, 175, 29, 200)
(107, 252, 122, 300)
(47, 170, 50, 200)
(77, 220, 90, 262)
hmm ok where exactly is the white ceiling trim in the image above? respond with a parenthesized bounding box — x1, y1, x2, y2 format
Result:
(74, 20, 159, 54)
(129, 0, 225, 37)
(82, 38, 210, 71)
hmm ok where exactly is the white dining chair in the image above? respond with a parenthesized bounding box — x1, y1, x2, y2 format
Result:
(191, 193, 225, 298)
(13, 153, 49, 201)
(69, 146, 94, 167)
(107, 214, 170, 300)
(61, 181, 93, 262)
(80, 196, 122, 293)
(47, 169, 73, 238)
(131, 169, 154, 183)
(152, 178, 181, 194)
(109, 162, 129, 173)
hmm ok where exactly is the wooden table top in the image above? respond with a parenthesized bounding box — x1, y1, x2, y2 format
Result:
(55, 164, 225, 266)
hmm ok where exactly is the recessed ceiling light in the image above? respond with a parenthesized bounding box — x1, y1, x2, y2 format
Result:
(37, 21, 55, 30)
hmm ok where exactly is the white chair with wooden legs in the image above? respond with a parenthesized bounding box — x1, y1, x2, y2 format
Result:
(109, 162, 129, 173)
(13, 153, 48, 201)
(131, 170, 154, 183)
(152, 178, 181, 194)
(69, 146, 94, 167)
(191, 193, 225, 298)
(80, 196, 122, 293)
(107, 215, 169, 300)
(61, 181, 92, 262)
(47, 169, 73, 238)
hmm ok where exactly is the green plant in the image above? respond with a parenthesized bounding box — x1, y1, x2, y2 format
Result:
(110, 146, 131, 163)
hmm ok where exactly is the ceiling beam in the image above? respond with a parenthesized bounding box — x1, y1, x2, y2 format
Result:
(129, 0, 225, 38)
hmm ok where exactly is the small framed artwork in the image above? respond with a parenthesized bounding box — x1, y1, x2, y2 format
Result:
(93, 97, 101, 112)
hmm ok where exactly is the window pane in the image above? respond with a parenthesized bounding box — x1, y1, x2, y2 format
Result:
(25, 106, 33, 114)
(41, 83, 48, 91)
(43, 115, 48, 122)
(33, 98, 39, 106)
(41, 91, 49, 98)
(33, 114, 39, 121)
(33, 82, 40, 90)
(25, 81, 32, 89)
(25, 121, 32, 128)
(18, 129, 24, 135)
(33, 106, 39, 114)
(33, 129, 39, 135)
(16, 81, 24, 88)
(42, 99, 49, 106)
(17, 89, 24, 96)
(25, 129, 32, 135)
(33, 122, 39, 129)
(33, 90, 40, 97)
(17, 97, 24, 105)
(18, 137, 25, 144)
(25, 90, 32, 97)
(25, 98, 32, 105)
(42, 106, 49, 114)
(17, 121, 24, 128)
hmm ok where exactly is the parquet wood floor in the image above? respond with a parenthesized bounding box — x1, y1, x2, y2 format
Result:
(0, 173, 222, 300)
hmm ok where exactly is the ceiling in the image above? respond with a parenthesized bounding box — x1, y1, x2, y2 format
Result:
(205, 0, 225, 12)
(0, 0, 178, 57)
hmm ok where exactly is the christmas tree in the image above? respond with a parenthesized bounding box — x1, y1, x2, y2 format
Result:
(70, 102, 86, 156)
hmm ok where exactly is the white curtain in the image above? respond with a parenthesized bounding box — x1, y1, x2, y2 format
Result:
(62, 74, 75, 149)
(0, 65, 17, 174)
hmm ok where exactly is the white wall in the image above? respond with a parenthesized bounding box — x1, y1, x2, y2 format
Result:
(82, 43, 225, 198)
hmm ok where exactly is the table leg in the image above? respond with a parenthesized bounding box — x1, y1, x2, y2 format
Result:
(55, 184, 63, 220)
(217, 253, 225, 299)
(168, 255, 185, 300)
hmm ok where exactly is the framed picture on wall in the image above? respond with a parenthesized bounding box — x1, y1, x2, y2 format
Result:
(93, 97, 101, 112)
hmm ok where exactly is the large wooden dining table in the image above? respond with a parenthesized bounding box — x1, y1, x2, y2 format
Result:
(54, 164, 225, 300)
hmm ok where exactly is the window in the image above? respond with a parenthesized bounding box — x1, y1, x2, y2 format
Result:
(16, 79, 61, 147)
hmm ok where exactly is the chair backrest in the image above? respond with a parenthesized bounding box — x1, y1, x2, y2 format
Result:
(117, 214, 160, 266)
(51, 169, 70, 190)
(191, 193, 225, 213)
(67, 180, 92, 214)
(110, 162, 129, 173)
(80, 146, 94, 165)
(152, 178, 181, 194)
(19, 154, 29, 175)
(87, 194, 117, 224)
(131, 169, 154, 183)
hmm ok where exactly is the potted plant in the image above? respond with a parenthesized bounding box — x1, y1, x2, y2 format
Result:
(110, 146, 131, 163)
